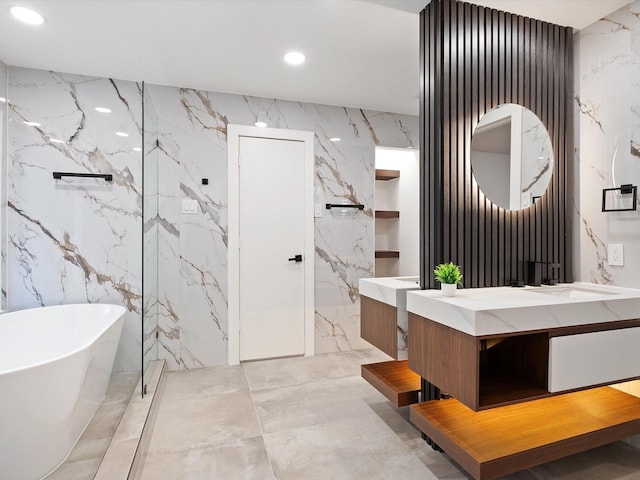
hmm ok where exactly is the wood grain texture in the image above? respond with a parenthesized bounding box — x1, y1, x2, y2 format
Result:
(410, 386, 640, 480)
(408, 313, 479, 409)
(419, 0, 574, 289)
(375, 210, 400, 218)
(361, 360, 421, 407)
(375, 169, 400, 181)
(360, 295, 398, 358)
(375, 250, 400, 259)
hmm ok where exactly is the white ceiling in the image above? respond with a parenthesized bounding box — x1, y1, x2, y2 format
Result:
(0, 0, 632, 115)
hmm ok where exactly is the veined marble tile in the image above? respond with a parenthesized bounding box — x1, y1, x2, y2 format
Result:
(6, 67, 142, 372)
(145, 84, 417, 369)
(576, 2, 640, 290)
(0, 60, 7, 311)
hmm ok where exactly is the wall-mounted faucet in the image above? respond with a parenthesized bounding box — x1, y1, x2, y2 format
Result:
(526, 261, 561, 286)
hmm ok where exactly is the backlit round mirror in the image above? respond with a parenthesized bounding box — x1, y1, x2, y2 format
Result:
(470, 104, 553, 210)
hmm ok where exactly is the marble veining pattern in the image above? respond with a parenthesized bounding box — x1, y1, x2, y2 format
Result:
(576, 1, 640, 289)
(521, 108, 553, 200)
(146, 84, 418, 368)
(6, 67, 142, 371)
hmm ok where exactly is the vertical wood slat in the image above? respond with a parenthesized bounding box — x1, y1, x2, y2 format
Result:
(420, 0, 573, 289)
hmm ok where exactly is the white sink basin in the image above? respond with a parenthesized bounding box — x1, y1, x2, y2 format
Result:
(526, 286, 618, 299)
(396, 277, 420, 284)
(406, 282, 640, 336)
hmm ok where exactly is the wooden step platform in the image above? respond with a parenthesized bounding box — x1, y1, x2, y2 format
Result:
(410, 386, 640, 480)
(361, 360, 421, 407)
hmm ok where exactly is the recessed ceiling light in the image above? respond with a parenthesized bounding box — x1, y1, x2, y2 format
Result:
(284, 51, 306, 66)
(23, 121, 41, 127)
(133, 147, 142, 152)
(115, 131, 129, 137)
(329, 137, 341, 142)
(0, 97, 6, 103)
(254, 121, 267, 128)
(10, 6, 44, 25)
(95, 107, 111, 113)
(49, 138, 65, 144)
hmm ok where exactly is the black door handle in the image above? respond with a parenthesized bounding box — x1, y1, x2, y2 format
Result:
(288, 254, 303, 262)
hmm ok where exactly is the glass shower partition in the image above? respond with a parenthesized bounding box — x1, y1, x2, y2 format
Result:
(0, 60, 7, 309)
(142, 82, 159, 395)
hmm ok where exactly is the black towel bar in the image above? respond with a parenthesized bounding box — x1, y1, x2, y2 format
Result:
(53, 172, 113, 181)
(325, 203, 365, 210)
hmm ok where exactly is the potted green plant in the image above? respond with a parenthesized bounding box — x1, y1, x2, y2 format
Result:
(434, 262, 463, 297)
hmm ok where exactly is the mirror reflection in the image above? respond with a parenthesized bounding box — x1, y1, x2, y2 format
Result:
(471, 104, 553, 210)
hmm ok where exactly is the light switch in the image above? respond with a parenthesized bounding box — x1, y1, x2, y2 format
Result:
(182, 198, 198, 215)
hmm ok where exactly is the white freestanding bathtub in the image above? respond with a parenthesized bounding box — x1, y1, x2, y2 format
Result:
(0, 304, 126, 480)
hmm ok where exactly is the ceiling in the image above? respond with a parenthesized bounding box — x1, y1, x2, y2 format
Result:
(0, 0, 632, 115)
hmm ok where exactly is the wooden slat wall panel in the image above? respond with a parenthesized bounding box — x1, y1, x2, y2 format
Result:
(420, 0, 573, 289)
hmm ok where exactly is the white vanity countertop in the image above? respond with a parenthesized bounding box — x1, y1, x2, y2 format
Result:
(359, 276, 421, 308)
(406, 282, 640, 336)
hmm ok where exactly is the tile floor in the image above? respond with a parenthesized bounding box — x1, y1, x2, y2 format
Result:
(46, 372, 139, 480)
(134, 349, 640, 480)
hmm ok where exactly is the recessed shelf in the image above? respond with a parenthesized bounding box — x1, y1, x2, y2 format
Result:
(362, 360, 421, 407)
(375, 210, 400, 218)
(375, 169, 400, 181)
(375, 250, 399, 259)
(410, 386, 640, 480)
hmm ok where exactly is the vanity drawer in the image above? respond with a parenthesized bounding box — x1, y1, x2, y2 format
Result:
(549, 327, 640, 393)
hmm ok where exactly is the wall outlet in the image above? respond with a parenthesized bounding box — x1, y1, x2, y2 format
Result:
(608, 243, 624, 266)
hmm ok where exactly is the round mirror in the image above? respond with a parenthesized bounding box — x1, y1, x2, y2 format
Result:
(470, 104, 553, 210)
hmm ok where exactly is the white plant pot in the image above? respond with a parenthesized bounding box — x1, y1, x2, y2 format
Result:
(441, 283, 457, 297)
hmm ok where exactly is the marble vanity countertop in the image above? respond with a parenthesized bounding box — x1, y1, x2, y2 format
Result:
(359, 276, 421, 309)
(406, 282, 640, 336)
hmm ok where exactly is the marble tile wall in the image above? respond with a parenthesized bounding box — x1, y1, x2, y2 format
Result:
(146, 85, 419, 369)
(6, 67, 143, 372)
(575, 1, 640, 288)
(521, 107, 553, 202)
(3, 66, 417, 372)
(1, 60, 7, 310)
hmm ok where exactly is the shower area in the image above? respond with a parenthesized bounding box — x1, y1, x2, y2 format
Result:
(0, 64, 161, 392)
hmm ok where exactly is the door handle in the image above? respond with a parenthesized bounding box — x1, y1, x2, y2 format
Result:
(288, 254, 303, 263)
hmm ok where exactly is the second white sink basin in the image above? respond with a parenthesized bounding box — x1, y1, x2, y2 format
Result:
(526, 286, 618, 299)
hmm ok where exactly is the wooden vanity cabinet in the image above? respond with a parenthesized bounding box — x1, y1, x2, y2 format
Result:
(409, 313, 640, 411)
(408, 313, 549, 410)
(360, 295, 421, 407)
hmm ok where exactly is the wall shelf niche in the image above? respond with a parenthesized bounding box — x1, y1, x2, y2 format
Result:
(375, 250, 400, 259)
(375, 210, 400, 218)
(375, 169, 400, 181)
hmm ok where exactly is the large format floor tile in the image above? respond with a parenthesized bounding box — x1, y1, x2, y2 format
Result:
(131, 349, 640, 480)
(160, 364, 248, 402)
(242, 348, 390, 391)
(263, 414, 438, 480)
(144, 390, 262, 454)
(136, 436, 274, 480)
(252, 375, 396, 434)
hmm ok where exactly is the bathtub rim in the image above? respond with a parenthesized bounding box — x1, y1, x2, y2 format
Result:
(0, 303, 126, 376)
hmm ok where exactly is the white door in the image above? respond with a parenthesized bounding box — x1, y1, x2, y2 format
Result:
(238, 136, 306, 361)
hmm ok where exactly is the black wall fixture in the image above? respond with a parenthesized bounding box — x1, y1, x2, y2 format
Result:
(420, 0, 574, 289)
